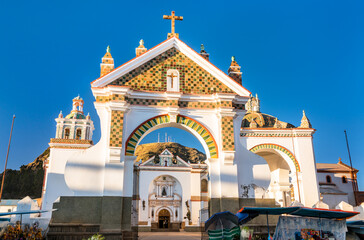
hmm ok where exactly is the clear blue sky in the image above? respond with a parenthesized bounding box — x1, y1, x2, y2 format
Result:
(0, 1, 363, 186)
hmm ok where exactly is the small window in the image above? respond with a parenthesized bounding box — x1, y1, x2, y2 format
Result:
(76, 129, 82, 140)
(326, 175, 332, 183)
(342, 176, 348, 183)
(64, 128, 70, 139)
(201, 179, 208, 192)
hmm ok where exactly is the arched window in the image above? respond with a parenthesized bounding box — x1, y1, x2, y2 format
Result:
(342, 176, 348, 183)
(326, 175, 332, 183)
(64, 128, 70, 139)
(201, 179, 208, 192)
(76, 129, 82, 140)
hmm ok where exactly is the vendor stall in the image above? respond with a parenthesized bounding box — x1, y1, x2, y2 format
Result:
(237, 207, 359, 240)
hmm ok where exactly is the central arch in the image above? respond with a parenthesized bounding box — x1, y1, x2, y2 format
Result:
(125, 114, 218, 158)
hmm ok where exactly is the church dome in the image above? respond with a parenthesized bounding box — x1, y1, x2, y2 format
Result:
(65, 112, 86, 119)
(242, 112, 295, 128)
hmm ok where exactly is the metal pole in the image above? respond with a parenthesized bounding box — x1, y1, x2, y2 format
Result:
(0, 115, 15, 202)
(266, 213, 270, 239)
(344, 130, 358, 205)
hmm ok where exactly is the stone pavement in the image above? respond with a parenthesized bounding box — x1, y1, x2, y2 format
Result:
(138, 231, 202, 240)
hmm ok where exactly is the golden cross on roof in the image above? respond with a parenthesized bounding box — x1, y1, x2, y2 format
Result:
(163, 11, 183, 38)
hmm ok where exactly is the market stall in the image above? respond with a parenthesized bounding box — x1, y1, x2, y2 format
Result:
(237, 207, 359, 240)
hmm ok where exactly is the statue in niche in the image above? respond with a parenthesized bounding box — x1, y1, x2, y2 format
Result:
(185, 200, 191, 221)
(162, 187, 167, 196)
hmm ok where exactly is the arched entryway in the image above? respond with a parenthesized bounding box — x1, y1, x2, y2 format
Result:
(158, 209, 170, 229)
(249, 144, 301, 206)
(125, 114, 218, 159)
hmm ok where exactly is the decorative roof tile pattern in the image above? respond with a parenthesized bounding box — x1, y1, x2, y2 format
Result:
(110, 111, 124, 147)
(108, 48, 235, 94)
(221, 116, 235, 151)
(242, 112, 295, 128)
(65, 112, 86, 119)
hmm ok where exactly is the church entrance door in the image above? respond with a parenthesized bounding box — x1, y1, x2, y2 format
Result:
(158, 209, 170, 229)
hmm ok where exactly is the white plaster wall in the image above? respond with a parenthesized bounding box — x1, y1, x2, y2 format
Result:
(42, 148, 80, 218)
(294, 137, 320, 207)
(317, 171, 355, 206)
(238, 135, 320, 207)
(322, 194, 349, 209)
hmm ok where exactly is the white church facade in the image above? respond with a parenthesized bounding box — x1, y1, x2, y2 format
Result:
(135, 149, 208, 231)
(40, 13, 350, 236)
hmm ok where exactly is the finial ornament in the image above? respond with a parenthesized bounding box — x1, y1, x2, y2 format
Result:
(106, 45, 110, 53)
(231, 56, 236, 62)
(338, 157, 342, 163)
(163, 11, 183, 38)
(201, 44, 205, 51)
(139, 39, 144, 46)
(246, 93, 260, 112)
(299, 110, 312, 128)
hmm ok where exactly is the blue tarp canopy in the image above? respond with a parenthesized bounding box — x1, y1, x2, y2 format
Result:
(291, 207, 358, 219)
(238, 207, 358, 220)
(347, 220, 364, 234)
(239, 207, 300, 215)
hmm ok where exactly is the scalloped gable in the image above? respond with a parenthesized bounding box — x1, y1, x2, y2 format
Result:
(91, 37, 250, 96)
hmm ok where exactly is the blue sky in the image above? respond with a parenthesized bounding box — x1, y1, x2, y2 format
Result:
(0, 1, 363, 186)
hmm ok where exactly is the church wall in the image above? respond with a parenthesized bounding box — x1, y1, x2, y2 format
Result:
(235, 141, 273, 198)
(190, 171, 202, 225)
(317, 172, 356, 206)
(238, 134, 320, 207)
(42, 148, 79, 218)
(293, 137, 320, 207)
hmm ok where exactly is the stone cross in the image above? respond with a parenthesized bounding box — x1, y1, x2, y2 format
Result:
(163, 11, 183, 38)
(167, 72, 177, 88)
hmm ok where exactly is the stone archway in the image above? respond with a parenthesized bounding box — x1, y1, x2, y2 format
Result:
(125, 114, 218, 158)
(249, 143, 301, 206)
(249, 143, 300, 172)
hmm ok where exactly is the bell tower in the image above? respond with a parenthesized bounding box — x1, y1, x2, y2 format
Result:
(53, 96, 94, 145)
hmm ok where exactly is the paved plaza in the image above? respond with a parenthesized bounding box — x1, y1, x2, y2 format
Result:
(138, 231, 202, 240)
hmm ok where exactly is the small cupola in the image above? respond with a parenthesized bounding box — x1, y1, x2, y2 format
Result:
(228, 56, 242, 85)
(136, 39, 147, 57)
(199, 44, 209, 61)
(100, 46, 114, 77)
(299, 110, 312, 128)
(53, 96, 94, 142)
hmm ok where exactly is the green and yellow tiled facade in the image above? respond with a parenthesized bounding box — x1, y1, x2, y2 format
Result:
(110, 111, 124, 147)
(221, 116, 235, 151)
(108, 48, 235, 94)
